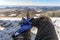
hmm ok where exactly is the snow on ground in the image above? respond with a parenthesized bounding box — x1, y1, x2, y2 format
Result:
(50, 17, 60, 40)
(0, 17, 22, 21)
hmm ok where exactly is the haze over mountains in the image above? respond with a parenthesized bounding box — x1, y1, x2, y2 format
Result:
(0, 6, 60, 11)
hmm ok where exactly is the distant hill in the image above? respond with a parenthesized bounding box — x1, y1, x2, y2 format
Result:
(0, 6, 60, 11)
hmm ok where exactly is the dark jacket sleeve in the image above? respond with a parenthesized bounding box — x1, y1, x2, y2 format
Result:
(34, 17, 58, 40)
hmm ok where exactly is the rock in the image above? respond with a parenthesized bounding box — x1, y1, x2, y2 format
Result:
(0, 30, 13, 40)
(4, 21, 21, 36)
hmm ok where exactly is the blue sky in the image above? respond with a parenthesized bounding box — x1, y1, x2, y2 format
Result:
(0, 0, 60, 6)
